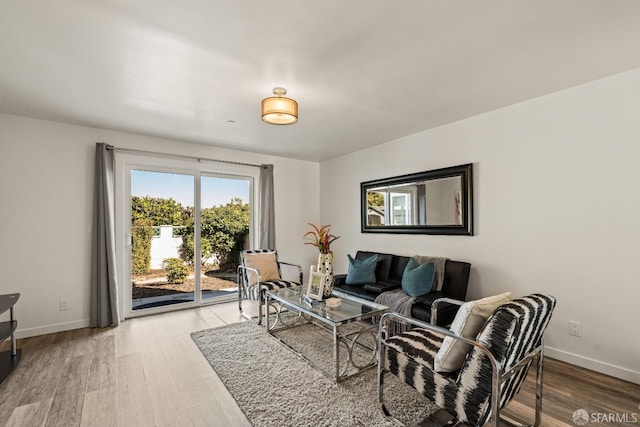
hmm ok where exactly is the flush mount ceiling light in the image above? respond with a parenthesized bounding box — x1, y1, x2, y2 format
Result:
(261, 87, 298, 125)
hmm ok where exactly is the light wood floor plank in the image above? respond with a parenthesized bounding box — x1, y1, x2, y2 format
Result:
(80, 389, 116, 427)
(17, 331, 72, 407)
(44, 354, 92, 427)
(65, 328, 97, 359)
(116, 353, 156, 427)
(114, 321, 140, 359)
(85, 334, 116, 393)
(193, 306, 226, 329)
(0, 336, 44, 423)
(501, 400, 571, 427)
(5, 399, 52, 427)
(144, 365, 194, 427)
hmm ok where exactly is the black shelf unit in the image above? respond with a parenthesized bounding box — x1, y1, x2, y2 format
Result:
(0, 293, 20, 384)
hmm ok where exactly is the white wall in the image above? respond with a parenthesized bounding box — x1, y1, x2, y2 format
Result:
(320, 68, 640, 383)
(149, 226, 183, 270)
(0, 114, 320, 337)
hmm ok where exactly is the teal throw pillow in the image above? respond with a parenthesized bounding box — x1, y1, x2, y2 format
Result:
(401, 258, 436, 297)
(345, 254, 378, 285)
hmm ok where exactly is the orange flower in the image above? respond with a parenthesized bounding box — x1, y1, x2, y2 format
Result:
(303, 223, 340, 254)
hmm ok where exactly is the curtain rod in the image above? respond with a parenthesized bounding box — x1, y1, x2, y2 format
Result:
(105, 145, 265, 168)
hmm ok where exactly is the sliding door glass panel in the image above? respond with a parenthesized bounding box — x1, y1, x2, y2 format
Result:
(200, 175, 251, 304)
(391, 193, 410, 225)
(130, 170, 194, 311)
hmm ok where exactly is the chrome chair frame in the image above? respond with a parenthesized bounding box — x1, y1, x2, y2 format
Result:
(378, 306, 545, 427)
(237, 256, 302, 325)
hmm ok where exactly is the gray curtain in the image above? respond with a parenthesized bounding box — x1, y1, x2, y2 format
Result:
(90, 143, 120, 327)
(259, 164, 276, 249)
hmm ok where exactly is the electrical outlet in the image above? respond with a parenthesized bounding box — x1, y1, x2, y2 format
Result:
(569, 320, 582, 337)
(59, 299, 69, 311)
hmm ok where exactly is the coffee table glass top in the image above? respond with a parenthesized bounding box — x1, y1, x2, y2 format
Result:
(265, 287, 388, 325)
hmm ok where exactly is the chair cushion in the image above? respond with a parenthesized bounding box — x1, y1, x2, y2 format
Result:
(384, 328, 454, 401)
(434, 292, 513, 372)
(243, 252, 281, 282)
(248, 280, 298, 300)
(345, 254, 378, 285)
(401, 258, 435, 297)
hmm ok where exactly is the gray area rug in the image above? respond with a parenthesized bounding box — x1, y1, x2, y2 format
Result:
(191, 320, 439, 426)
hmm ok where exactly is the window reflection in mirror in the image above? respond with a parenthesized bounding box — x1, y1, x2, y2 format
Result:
(361, 164, 473, 235)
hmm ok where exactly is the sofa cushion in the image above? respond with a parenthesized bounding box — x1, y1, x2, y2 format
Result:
(345, 254, 378, 285)
(401, 258, 435, 297)
(434, 292, 513, 372)
(356, 251, 392, 282)
(388, 255, 410, 285)
(412, 291, 459, 326)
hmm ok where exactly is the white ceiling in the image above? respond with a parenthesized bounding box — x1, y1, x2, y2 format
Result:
(1, 1, 640, 162)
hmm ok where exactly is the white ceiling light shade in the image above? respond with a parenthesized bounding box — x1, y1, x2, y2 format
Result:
(261, 87, 298, 125)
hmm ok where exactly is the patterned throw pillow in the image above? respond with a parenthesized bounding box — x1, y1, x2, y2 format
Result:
(345, 254, 378, 285)
(401, 258, 435, 297)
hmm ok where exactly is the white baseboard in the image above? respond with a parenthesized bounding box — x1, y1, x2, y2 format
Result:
(545, 346, 640, 385)
(15, 319, 91, 339)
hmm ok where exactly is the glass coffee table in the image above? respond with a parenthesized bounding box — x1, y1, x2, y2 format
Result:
(264, 287, 388, 382)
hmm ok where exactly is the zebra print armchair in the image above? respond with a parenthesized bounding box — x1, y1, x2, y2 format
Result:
(378, 294, 556, 426)
(237, 249, 303, 324)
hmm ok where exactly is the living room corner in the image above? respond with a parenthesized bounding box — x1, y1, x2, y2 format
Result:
(319, 67, 640, 385)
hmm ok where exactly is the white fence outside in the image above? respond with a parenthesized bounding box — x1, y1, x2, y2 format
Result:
(150, 226, 182, 269)
(149, 225, 219, 269)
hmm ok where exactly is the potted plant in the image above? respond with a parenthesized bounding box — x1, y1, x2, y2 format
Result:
(304, 224, 340, 297)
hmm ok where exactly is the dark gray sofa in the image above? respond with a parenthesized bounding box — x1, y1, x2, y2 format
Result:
(333, 251, 471, 326)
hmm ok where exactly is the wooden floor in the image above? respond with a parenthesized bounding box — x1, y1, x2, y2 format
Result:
(0, 300, 638, 427)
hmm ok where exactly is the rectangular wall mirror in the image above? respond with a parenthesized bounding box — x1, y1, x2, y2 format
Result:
(361, 163, 473, 235)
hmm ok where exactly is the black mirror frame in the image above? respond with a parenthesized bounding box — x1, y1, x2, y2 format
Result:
(360, 163, 474, 235)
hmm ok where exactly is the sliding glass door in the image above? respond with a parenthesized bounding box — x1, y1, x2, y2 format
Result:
(130, 170, 195, 311)
(199, 175, 250, 304)
(121, 162, 254, 317)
